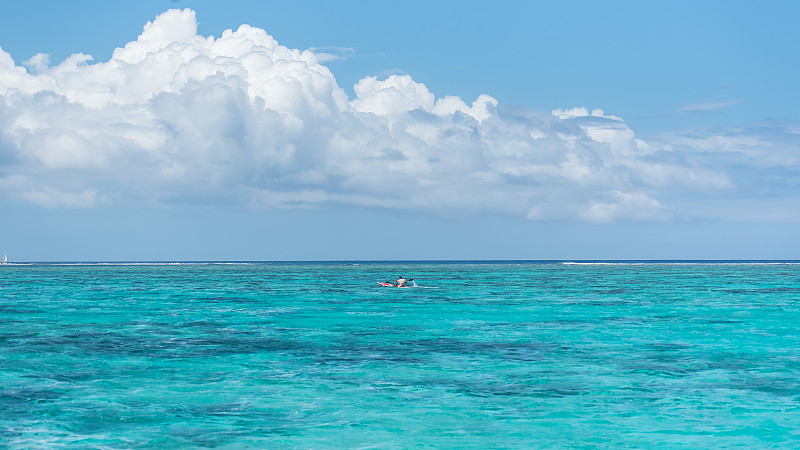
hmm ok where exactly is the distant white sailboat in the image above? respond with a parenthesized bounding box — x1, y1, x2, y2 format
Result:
(2, 253, 7, 264)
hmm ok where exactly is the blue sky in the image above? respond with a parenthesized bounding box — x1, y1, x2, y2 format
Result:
(0, 1, 798, 261)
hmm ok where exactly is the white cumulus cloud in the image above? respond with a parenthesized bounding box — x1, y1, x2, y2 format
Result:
(0, 9, 797, 221)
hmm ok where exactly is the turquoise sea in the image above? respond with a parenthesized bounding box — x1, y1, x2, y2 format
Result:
(1, 261, 799, 448)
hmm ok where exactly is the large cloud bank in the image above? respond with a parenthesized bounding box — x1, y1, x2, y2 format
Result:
(0, 9, 797, 222)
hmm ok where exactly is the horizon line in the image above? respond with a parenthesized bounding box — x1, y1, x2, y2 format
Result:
(2, 259, 798, 265)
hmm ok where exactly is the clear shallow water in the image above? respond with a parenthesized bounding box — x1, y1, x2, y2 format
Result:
(1, 262, 799, 448)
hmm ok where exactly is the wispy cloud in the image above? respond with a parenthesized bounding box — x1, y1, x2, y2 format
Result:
(0, 9, 797, 223)
(679, 99, 739, 113)
(307, 46, 355, 63)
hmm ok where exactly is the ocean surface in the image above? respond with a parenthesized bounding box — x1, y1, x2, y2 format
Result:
(1, 261, 799, 448)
